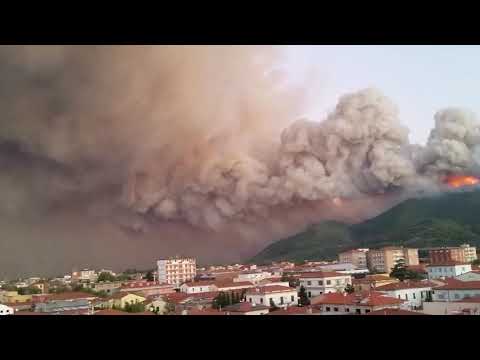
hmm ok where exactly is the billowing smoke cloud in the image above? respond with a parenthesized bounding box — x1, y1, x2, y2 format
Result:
(1, 45, 479, 276)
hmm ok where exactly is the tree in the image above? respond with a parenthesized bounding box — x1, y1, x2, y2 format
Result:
(472, 259, 480, 266)
(115, 274, 131, 282)
(18, 286, 41, 295)
(1, 284, 17, 291)
(144, 271, 154, 282)
(97, 272, 116, 282)
(269, 298, 278, 310)
(298, 286, 310, 306)
(389, 259, 408, 281)
(344, 284, 355, 294)
(124, 302, 146, 313)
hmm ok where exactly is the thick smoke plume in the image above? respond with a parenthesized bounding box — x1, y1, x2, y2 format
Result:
(1, 45, 479, 276)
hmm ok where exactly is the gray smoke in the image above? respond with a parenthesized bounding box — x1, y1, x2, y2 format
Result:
(0, 45, 479, 276)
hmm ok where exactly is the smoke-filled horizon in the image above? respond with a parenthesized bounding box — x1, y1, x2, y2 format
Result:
(1, 45, 480, 278)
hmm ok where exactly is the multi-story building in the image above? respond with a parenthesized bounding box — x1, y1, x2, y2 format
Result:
(375, 280, 436, 310)
(72, 269, 98, 282)
(310, 291, 405, 315)
(298, 272, 352, 298)
(367, 247, 419, 273)
(246, 286, 298, 308)
(338, 249, 368, 269)
(431, 279, 480, 302)
(426, 262, 472, 280)
(461, 244, 478, 263)
(157, 257, 196, 287)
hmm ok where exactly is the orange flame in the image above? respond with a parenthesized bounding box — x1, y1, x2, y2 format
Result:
(445, 175, 480, 188)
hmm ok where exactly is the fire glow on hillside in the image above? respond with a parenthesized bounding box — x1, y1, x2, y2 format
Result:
(445, 175, 480, 188)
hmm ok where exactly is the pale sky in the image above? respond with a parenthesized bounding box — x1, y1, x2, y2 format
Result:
(283, 45, 480, 145)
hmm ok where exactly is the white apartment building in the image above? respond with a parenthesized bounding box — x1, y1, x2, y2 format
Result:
(299, 272, 352, 298)
(246, 286, 298, 308)
(427, 263, 471, 280)
(0, 304, 14, 315)
(432, 279, 480, 302)
(460, 244, 478, 263)
(157, 257, 196, 287)
(375, 281, 435, 310)
(338, 249, 368, 269)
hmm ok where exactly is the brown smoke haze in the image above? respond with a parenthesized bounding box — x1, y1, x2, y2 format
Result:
(1, 45, 480, 277)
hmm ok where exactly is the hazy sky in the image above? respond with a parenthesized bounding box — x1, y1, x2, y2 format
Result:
(284, 45, 480, 144)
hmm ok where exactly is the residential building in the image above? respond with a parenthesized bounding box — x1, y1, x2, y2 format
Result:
(422, 296, 480, 315)
(428, 244, 477, 265)
(157, 257, 196, 287)
(119, 280, 175, 297)
(338, 249, 368, 269)
(375, 280, 436, 310)
(92, 281, 122, 295)
(180, 281, 216, 294)
(34, 299, 92, 315)
(235, 271, 272, 284)
(0, 291, 32, 304)
(223, 302, 270, 315)
(31, 282, 49, 294)
(455, 270, 480, 282)
(105, 292, 146, 310)
(431, 279, 480, 302)
(246, 286, 298, 308)
(461, 244, 478, 263)
(0, 304, 14, 315)
(72, 269, 98, 282)
(426, 262, 472, 280)
(352, 275, 398, 292)
(366, 247, 419, 273)
(310, 291, 405, 315)
(298, 272, 352, 298)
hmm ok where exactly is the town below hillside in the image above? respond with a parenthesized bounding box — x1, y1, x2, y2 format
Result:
(2, 244, 480, 316)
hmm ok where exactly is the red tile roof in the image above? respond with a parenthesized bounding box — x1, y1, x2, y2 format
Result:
(311, 291, 404, 307)
(223, 302, 270, 313)
(298, 271, 349, 279)
(375, 281, 437, 291)
(246, 286, 296, 295)
(426, 262, 470, 267)
(434, 279, 480, 290)
(215, 281, 254, 289)
(46, 292, 97, 301)
(94, 309, 155, 315)
(181, 280, 216, 287)
(366, 308, 425, 315)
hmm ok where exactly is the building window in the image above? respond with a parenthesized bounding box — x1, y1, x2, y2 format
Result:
(308, 292, 312, 298)
(345, 308, 350, 312)
(326, 307, 331, 312)
(260, 298, 264, 304)
(365, 309, 370, 313)
(405, 294, 408, 300)
(454, 294, 460, 299)
(307, 281, 311, 286)
(413, 293, 416, 299)
(280, 297, 284, 305)
(249, 298, 252, 303)
(355, 309, 361, 314)
(334, 307, 339, 312)
(326, 280, 331, 285)
(336, 280, 341, 285)
(318, 281, 323, 286)
(291, 295, 294, 302)
(398, 295, 401, 299)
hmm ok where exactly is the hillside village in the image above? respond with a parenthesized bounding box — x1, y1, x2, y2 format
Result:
(1, 244, 480, 316)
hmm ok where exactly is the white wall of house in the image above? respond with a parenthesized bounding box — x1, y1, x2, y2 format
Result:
(422, 301, 480, 315)
(427, 264, 471, 279)
(0, 304, 14, 315)
(316, 303, 400, 315)
(179, 284, 215, 294)
(299, 275, 352, 298)
(235, 272, 271, 284)
(377, 287, 432, 309)
(455, 272, 480, 282)
(432, 288, 480, 302)
(247, 291, 298, 308)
